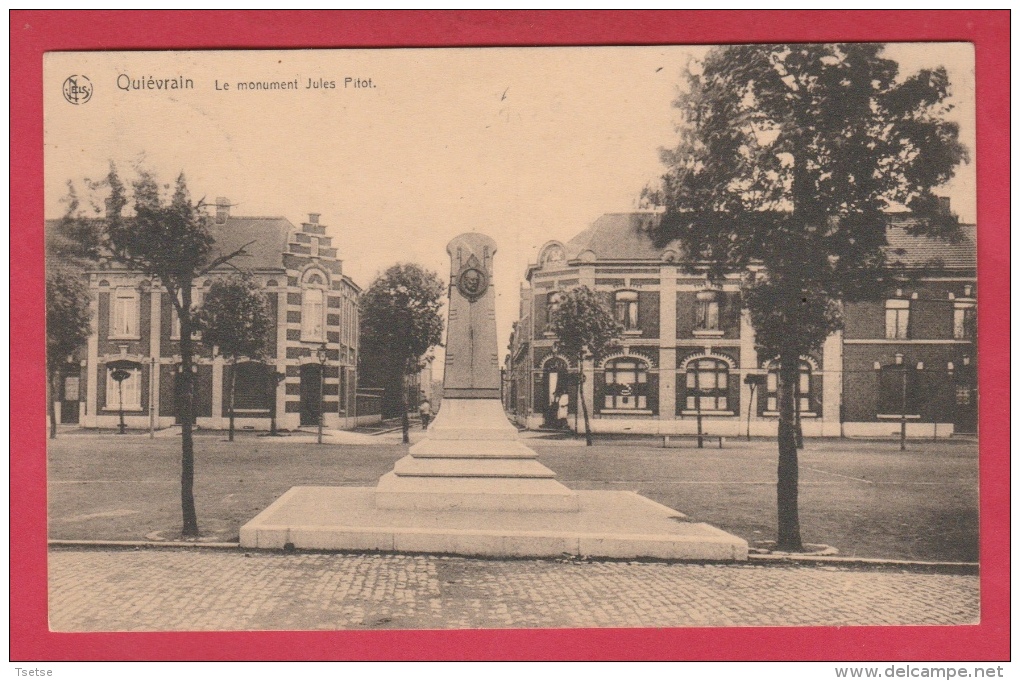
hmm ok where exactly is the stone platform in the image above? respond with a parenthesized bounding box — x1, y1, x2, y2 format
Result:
(239, 486, 748, 561)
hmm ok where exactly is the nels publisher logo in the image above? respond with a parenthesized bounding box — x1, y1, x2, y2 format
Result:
(62, 75, 93, 105)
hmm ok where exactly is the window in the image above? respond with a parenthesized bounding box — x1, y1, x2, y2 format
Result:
(111, 287, 139, 338)
(232, 362, 272, 411)
(302, 288, 325, 341)
(695, 290, 720, 332)
(953, 304, 976, 340)
(766, 361, 812, 413)
(545, 291, 564, 329)
(105, 368, 141, 410)
(878, 361, 920, 416)
(885, 299, 910, 339)
(604, 358, 648, 410)
(614, 291, 639, 331)
(685, 358, 729, 411)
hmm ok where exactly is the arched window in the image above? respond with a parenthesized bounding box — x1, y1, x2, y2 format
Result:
(766, 361, 813, 413)
(302, 270, 328, 341)
(604, 357, 648, 410)
(685, 358, 729, 411)
(614, 290, 639, 330)
(302, 288, 324, 341)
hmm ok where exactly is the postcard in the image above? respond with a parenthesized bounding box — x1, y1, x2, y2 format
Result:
(15, 11, 1009, 663)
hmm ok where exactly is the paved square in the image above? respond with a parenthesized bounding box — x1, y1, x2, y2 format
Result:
(49, 548, 978, 631)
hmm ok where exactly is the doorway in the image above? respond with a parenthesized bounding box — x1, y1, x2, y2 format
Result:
(300, 363, 323, 427)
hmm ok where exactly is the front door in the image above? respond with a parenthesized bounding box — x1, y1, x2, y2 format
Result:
(60, 369, 80, 424)
(300, 363, 323, 427)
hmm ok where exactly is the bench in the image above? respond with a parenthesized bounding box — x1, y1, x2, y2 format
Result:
(662, 434, 725, 449)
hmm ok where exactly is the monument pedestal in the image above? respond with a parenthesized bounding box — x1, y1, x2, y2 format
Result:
(240, 232, 747, 560)
(376, 399, 579, 512)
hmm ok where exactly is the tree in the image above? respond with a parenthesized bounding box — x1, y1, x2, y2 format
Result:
(194, 274, 274, 442)
(645, 44, 968, 550)
(548, 286, 622, 446)
(62, 164, 252, 537)
(359, 264, 445, 444)
(46, 267, 92, 439)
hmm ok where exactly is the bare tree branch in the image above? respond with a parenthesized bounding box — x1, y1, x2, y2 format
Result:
(198, 240, 256, 276)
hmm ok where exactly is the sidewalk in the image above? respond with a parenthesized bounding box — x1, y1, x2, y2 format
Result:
(48, 546, 978, 631)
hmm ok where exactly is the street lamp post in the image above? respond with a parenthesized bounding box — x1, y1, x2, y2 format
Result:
(316, 342, 327, 445)
(110, 367, 130, 435)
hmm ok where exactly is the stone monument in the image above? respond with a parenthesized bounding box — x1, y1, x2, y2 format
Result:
(240, 233, 748, 561)
(376, 233, 578, 511)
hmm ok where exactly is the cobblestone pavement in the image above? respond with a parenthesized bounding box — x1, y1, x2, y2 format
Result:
(49, 548, 978, 631)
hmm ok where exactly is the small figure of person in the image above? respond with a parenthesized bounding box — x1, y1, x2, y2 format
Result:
(418, 396, 432, 430)
(556, 390, 570, 430)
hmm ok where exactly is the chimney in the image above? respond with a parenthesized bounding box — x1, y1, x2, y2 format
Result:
(215, 197, 230, 225)
(308, 213, 320, 224)
(937, 196, 951, 214)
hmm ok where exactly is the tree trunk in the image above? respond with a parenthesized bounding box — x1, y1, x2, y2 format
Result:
(48, 368, 59, 440)
(178, 285, 200, 538)
(579, 354, 593, 447)
(400, 371, 410, 444)
(228, 362, 236, 442)
(776, 349, 803, 551)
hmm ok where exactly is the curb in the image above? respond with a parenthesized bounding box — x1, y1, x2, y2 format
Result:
(47, 539, 980, 572)
(49, 539, 240, 550)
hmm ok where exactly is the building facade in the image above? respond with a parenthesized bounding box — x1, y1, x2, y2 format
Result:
(56, 199, 371, 431)
(506, 211, 977, 438)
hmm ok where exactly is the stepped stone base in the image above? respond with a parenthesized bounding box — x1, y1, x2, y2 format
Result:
(239, 487, 748, 561)
(375, 398, 580, 512)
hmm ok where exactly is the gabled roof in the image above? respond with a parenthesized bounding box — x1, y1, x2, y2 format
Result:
(560, 212, 976, 270)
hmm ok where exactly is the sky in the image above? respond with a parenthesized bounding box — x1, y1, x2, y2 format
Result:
(44, 44, 976, 376)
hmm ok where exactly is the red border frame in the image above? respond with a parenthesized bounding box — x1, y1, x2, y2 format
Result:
(11, 10, 1009, 661)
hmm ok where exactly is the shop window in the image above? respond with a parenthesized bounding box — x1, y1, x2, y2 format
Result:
(614, 291, 639, 331)
(111, 287, 139, 338)
(603, 357, 648, 410)
(685, 358, 729, 411)
(766, 361, 812, 413)
(885, 299, 910, 339)
(106, 368, 141, 410)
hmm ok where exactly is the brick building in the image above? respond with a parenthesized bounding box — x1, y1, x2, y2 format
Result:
(506, 210, 976, 438)
(52, 199, 371, 431)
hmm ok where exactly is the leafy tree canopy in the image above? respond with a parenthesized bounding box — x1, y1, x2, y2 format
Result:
(195, 274, 274, 362)
(46, 267, 92, 371)
(548, 286, 621, 363)
(645, 43, 969, 359)
(360, 263, 445, 374)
